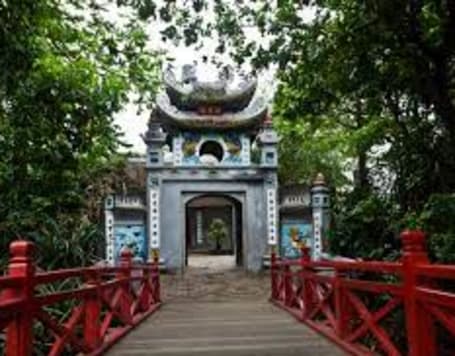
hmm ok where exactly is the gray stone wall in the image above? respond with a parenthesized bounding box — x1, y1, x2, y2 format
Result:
(150, 167, 273, 272)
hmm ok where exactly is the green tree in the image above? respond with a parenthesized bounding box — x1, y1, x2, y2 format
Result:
(0, 0, 161, 268)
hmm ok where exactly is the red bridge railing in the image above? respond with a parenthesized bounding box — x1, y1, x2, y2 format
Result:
(271, 230, 455, 356)
(0, 241, 161, 356)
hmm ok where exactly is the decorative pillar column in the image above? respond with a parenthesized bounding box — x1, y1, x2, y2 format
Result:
(311, 173, 330, 260)
(143, 115, 166, 263)
(257, 116, 279, 249)
(104, 195, 115, 265)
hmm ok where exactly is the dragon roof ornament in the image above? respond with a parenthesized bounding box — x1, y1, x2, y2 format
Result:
(163, 63, 258, 111)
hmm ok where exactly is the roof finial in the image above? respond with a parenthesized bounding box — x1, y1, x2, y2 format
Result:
(313, 173, 326, 186)
(263, 113, 273, 127)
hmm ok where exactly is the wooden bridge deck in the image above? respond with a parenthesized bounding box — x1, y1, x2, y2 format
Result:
(108, 300, 345, 356)
(107, 256, 345, 356)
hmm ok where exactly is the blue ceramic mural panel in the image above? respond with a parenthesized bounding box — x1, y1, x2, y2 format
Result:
(114, 224, 147, 262)
(280, 221, 312, 258)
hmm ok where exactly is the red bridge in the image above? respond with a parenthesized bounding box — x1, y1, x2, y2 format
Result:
(1, 230, 454, 355)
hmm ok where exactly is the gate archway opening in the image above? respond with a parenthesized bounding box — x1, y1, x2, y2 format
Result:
(185, 194, 243, 269)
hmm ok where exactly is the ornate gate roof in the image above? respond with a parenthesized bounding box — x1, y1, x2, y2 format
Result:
(155, 64, 268, 130)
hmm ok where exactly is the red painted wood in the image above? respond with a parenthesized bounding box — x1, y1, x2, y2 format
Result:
(270, 249, 278, 300)
(401, 230, 436, 356)
(5, 241, 35, 356)
(415, 264, 455, 279)
(152, 253, 161, 303)
(0, 241, 161, 356)
(84, 270, 101, 349)
(271, 229, 455, 356)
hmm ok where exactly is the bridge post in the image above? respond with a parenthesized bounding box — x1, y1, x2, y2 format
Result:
(401, 230, 436, 356)
(284, 263, 293, 307)
(84, 269, 101, 349)
(151, 249, 160, 303)
(118, 248, 133, 324)
(299, 246, 314, 319)
(5, 241, 35, 356)
(270, 246, 279, 300)
(334, 268, 352, 339)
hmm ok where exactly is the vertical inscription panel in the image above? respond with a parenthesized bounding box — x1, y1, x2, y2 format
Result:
(267, 189, 278, 245)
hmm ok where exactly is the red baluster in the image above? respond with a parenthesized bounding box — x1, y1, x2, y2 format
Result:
(151, 249, 160, 303)
(117, 248, 133, 324)
(84, 268, 101, 350)
(270, 246, 278, 300)
(334, 268, 352, 338)
(284, 263, 293, 307)
(401, 230, 436, 356)
(5, 241, 35, 356)
(300, 246, 313, 319)
(138, 265, 151, 311)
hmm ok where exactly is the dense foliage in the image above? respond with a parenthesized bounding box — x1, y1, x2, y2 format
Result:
(0, 0, 160, 269)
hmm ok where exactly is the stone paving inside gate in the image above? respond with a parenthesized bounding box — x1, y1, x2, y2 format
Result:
(162, 254, 270, 302)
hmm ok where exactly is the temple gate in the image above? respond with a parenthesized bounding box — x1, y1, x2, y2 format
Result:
(142, 65, 278, 272)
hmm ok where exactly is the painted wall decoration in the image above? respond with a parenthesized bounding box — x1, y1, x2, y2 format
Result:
(181, 132, 201, 164)
(267, 189, 278, 245)
(179, 131, 246, 165)
(280, 221, 312, 258)
(223, 133, 242, 164)
(105, 209, 115, 265)
(173, 136, 183, 165)
(148, 186, 160, 250)
(114, 225, 147, 262)
(313, 211, 322, 259)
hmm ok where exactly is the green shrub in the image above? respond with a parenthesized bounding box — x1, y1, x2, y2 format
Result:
(207, 218, 228, 251)
(329, 190, 400, 260)
(420, 194, 455, 263)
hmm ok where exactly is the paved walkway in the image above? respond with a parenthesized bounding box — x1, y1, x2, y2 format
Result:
(108, 256, 345, 356)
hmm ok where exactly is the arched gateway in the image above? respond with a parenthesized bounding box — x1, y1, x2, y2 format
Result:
(142, 65, 279, 272)
(185, 194, 243, 266)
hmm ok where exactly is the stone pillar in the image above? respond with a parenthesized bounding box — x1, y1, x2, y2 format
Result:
(196, 209, 203, 245)
(104, 194, 115, 265)
(311, 173, 330, 260)
(258, 116, 279, 253)
(143, 115, 166, 263)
